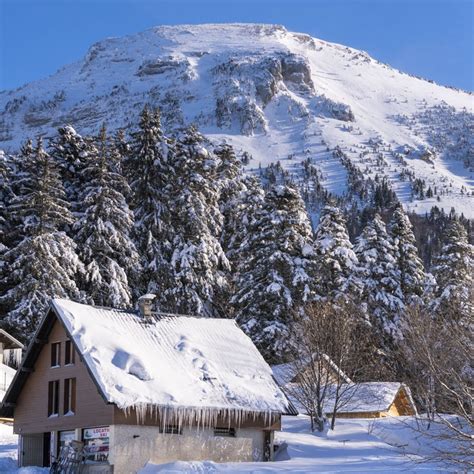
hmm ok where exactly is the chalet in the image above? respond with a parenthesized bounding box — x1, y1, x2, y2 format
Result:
(0, 296, 296, 473)
(273, 362, 417, 419)
(0, 329, 23, 403)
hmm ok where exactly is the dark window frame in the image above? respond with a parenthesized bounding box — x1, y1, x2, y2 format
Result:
(213, 427, 236, 437)
(48, 380, 60, 417)
(65, 340, 75, 366)
(64, 377, 76, 415)
(159, 425, 182, 435)
(51, 342, 61, 367)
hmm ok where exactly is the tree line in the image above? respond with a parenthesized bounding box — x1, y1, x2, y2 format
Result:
(0, 107, 472, 369)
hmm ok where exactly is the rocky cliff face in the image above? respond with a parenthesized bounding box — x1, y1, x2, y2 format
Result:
(1, 24, 472, 216)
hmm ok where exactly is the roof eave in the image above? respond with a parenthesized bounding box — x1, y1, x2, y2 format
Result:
(0, 306, 56, 417)
(50, 300, 111, 405)
(0, 329, 24, 350)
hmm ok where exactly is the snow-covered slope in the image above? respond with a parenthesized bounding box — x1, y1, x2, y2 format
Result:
(1, 24, 473, 216)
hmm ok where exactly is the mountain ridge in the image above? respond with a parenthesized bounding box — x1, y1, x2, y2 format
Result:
(1, 23, 473, 217)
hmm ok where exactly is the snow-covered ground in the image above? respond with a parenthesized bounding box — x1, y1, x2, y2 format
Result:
(0, 423, 46, 473)
(140, 415, 453, 473)
(0, 416, 461, 473)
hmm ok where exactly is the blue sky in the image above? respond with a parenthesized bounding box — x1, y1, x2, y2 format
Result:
(1, 0, 473, 91)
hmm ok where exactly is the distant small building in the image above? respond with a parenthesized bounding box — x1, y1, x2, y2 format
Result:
(0, 329, 23, 403)
(1, 297, 296, 472)
(273, 362, 417, 420)
(324, 382, 417, 418)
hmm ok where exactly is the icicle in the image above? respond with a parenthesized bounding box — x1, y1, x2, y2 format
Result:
(4, 348, 22, 368)
(118, 400, 281, 434)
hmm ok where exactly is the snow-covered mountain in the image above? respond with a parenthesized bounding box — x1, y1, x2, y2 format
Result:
(1, 24, 473, 216)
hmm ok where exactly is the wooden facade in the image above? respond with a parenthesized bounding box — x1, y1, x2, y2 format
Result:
(13, 320, 114, 435)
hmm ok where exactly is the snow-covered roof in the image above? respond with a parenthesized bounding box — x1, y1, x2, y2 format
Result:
(328, 382, 408, 413)
(285, 381, 415, 415)
(272, 362, 299, 387)
(52, 299, 291, 416)
(272, 354, 352, 387)
(0, 330, 23, 350)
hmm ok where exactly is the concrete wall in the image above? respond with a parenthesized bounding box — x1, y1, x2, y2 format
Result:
(109, 424, 269, 473)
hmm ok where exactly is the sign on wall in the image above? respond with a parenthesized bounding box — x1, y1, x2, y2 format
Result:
(83, 426, 110, 463)
(84, 427, 110, 440)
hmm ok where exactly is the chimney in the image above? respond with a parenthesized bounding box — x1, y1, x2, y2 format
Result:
(138, 294, 156, 319)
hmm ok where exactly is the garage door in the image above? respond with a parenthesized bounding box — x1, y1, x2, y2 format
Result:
(20, 433, 43, 467)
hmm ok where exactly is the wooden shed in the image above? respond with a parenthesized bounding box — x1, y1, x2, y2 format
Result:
(327, 382, 417, 418)
(273, 361, 417, 419)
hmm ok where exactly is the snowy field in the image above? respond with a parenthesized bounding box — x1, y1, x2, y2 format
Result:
(0, 416, 461, 473)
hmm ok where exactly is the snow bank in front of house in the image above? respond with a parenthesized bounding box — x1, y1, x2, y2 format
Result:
(0, 423, 48, 473)
(0, 416, 466, 472)
(52, 299, 290, 417)
(139, 415, 455, 472)
(0, 423, 17, 473)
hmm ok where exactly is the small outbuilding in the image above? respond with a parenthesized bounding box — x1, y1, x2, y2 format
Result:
(273, 361, 417, 420)
(324, 382, 417, 418)
(1, 298, 295, 472)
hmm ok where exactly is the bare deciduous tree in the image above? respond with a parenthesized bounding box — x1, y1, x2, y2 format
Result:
(285, 300, 376, 431)
(399, 300, 473, 468)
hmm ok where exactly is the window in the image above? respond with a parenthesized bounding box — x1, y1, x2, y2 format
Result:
(65, 340, 75, 365)
(64, 378, 76, 415)
(213, 427, 236, 437)
(51, 342, 61, 367)
(59, 430, 75, 450)
(160, 425, 182, 435)
(48, 380, 60, 416)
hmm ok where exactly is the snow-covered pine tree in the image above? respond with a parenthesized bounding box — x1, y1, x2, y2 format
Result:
(313, 204, 361, 301)
(49, 125, 93, 215)
(220, 174, 266, 318)
(126, 106, 173, 296)
(164, 126, 230, 317)
(223, 175, 265, 265)
(355, 213, 404, 341)
(0, 151, 13, 315)
(0, 151, 12, 252)
(113, 128, 130, 175)
(215, 144, 249, 258)
(431, 219, 474, 319)
(389, 205, 426, 304)
(73, 125, 139, 308)
(232, 184, 315, 362)
(1, 138, 83, 337)
(216, 143, 242, 205)
(8, 140, 35, 245)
